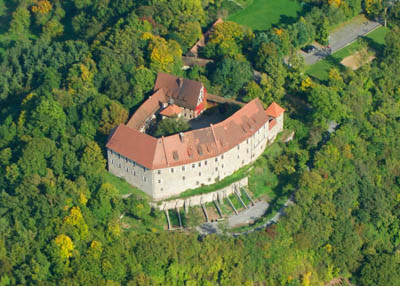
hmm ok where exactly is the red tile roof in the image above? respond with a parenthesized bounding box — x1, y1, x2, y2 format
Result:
(107, 98, 272, 170)
(126, 89, 167, 130)
(188, 18, 223, 56)
(266, 102, 285, 118)
(154, 72, 203, 110)
(106, 125, 167, 169)
(159, 104, 182, 117)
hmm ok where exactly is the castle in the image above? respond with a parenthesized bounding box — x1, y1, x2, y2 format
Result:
(106, 73, 285, 200)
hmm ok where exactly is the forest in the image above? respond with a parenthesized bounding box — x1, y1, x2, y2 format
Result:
(0, 0, 400, 285)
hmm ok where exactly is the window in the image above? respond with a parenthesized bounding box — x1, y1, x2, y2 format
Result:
(222, 164, 224, 169)
(221, 155, 224, 159)
(215, 158, 218, 162)
(143, 176, 146, 182)
(198, 162, 201, 167)
(182, 176, 185, 180)
(161, 188, 164, 191)
(215, 167, 218, 171)
(205, 160, 208, 165)
(237, 155, 240, 159)
(171, 168, 174, 173)
(247, 149, 249, 154)
(208, 178, 211, 182)
(199, 172, 202, 176)
(111, 159, 114, 164)
(118, 163, 121, 168)
(126, 167, 129, 172)
(158, 170, 161, 175)
(247, 139, 249, 144)
(242, 160, 244, 165)
(192, 164, 195, 169)
(237, 145, 240, 150)
(196, 181, 199, 185)
(132, 170, 136, 176)
(182, 166, 186, 171)
(158, 179, 161, 184)
(132, 161, 136, 166)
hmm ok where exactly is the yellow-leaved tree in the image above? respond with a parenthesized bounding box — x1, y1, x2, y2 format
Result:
(53, 234, 74, 260)
(142, 32, 183, 73)
(31, 0, 52, 14)
(64, 206, 89, 239)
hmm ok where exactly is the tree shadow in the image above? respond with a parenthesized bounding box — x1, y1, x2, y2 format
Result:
(278, 15, 298, 26)
(0, 1, 18, 35)
(361, 35, 385, 57)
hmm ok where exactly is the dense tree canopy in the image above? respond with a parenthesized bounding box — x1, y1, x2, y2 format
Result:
(0, 0, 399, 285)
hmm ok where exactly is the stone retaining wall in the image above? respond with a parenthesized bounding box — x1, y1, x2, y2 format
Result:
(151, 177, 248, 211)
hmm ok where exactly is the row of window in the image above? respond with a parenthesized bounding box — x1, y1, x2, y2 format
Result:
(156, 154, 228, 175)
(110, 151, 148, 171)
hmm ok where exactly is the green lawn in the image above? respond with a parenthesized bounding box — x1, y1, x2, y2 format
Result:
(103, 171, 150, 198)
(307, 26, 389, 81)
(228, 0, 302, 31)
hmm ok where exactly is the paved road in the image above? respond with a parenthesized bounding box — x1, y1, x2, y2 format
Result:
(227, 201, 269, 228)
(231, 197, 294, 237)
(196, 197, 294, 236)
(303, 18, 381, 65)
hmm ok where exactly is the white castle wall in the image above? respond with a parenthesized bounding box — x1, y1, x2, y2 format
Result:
(108, 151, 155, 197)
(107, 114, 283, 200)
(151, 177, 248, 211)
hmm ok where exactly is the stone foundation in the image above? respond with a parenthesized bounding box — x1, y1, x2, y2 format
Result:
(151, 177, 248, 211)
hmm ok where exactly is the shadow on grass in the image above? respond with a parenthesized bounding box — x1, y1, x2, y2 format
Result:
(362, 35, 385, 56)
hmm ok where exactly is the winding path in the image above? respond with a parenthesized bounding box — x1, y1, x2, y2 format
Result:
(196, 196, 294, 236)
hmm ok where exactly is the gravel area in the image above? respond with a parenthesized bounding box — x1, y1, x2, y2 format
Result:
(227, 201, 269, 228)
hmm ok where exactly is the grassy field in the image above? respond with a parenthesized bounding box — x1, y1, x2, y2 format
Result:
(228, 0, 302, 31)
(307, 26, 389, 81)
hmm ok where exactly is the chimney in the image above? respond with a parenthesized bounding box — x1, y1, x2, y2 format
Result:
(179, 132, 184, 142)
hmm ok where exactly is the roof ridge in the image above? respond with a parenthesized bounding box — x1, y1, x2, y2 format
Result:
(161, 136, 169, 167)
(210, 124, 220, 152)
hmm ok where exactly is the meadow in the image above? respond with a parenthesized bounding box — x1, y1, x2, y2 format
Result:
(228, 0, 303, 31)
(307, 26, 389, 81)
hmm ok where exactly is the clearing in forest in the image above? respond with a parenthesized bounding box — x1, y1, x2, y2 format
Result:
(307, 26, 389, 81)
(228, 0, 302, 31)
(340, 51, 375, 70)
